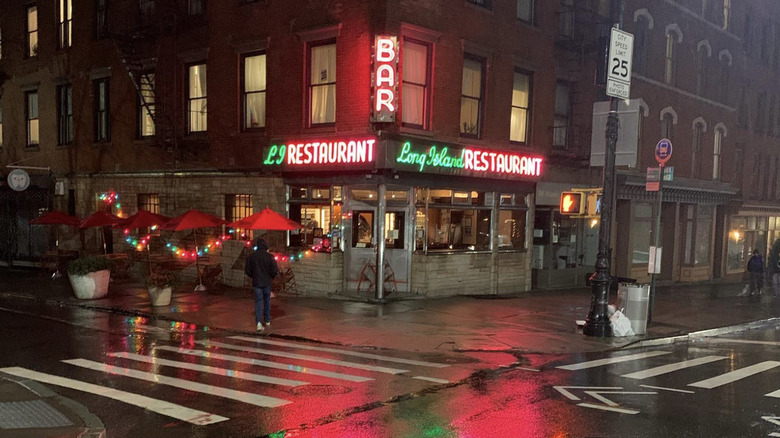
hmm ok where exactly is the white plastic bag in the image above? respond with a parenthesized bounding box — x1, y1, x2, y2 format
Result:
(610, 310, 635, 337)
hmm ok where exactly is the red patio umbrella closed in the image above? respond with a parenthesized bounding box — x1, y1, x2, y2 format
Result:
(162, 209, 228, 291)
(227, 207, 302, 231)
(79, 211, 122, 254)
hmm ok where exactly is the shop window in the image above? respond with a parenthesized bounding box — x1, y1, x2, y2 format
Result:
(288, 187, 340, 250)
(308, 40, 336, 126)
(94, 78, 110, 142)
(420, 207, 491, 251)
(385, 190, 408, 202)
(351, 189, 377, 202)
(695, 206, 713, 265)
(138, 73, 155, 137)
(402, 39, 431, 129)
(225, 194, 252, 239)
(353, 211, 374, 247)
(384, 212, 405, 249)
(26, 90, 39, 147)
(461, 55, 485, 138)
(187, 63, 207, 133)
(26, 5, 38, 57)
(498, 209, 527, 249)
(631, 203, 653, 264)
(243, 52, 266, 130)
(727, 218, 746, 272)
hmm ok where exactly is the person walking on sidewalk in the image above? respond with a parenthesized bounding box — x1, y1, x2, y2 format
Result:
(773, 257, 780, 297)
(245, 238, 279, 331)
(747, 249, 765, 298)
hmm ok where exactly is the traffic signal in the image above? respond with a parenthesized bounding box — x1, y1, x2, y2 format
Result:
(586, 192, 601, 216)
(560, 191, 584, 215)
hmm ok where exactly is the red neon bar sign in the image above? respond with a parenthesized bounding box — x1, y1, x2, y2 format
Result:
(263, 138, 377, 166)
(372, 36, 398, 122)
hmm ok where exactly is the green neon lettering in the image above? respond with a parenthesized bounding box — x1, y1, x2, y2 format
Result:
(263, 145, 278, 165)
(396, 141, 467, 172)
(276, 145, 286, 165)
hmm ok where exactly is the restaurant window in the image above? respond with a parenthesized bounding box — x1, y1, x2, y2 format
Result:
(553, 82, 570, 149)
(510, 70, 531, 143)
(225, 194, 252, 240)
(94, 78, 110, 142)
(383, 212, 405, 249)
(138, 73, 155, 137)
(308, 40, 336, 126)
(57, 84, 73, 145)
(26, 90, 39, 147)
(26, 5, 38, 57)
(289, 186, 341, 250)
(631, 203, 653, 264)
(401, 39, 431, 129)
(137, 193, 160, 235)
(95, 0, 108, 40)
(727, 217, 746, 272)
(243, 52, 266, 130)
(461, 55, 485, 138)
(187, 63, 207, 133)
(58, 0, 72, 49)
(416, 189, 491, 252)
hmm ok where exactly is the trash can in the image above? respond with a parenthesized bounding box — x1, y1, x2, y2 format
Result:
(624, 284, 650, 335)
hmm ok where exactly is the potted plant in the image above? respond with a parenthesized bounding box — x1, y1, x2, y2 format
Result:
(146, 270, 174, 306)
(67, 256, 112, 299)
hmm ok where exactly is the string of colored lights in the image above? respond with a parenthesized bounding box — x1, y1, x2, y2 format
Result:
(99, 191, 125, 218)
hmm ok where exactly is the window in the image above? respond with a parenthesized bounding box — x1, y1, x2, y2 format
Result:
(0, 105, 4, 148)
(188, 0, 205, 15)
(756, 92, 766, 134)
(727, 217, 746, 271)
(722, 0, 731, 30)
(744, 13, 753, 55)
(308, 41, 336, 126)
(26, 5, 38, 57)
(225, 194, 252, 239)
(664, 32, 677, 85)
(631, 204, 653, 264)
(509, 70, 531, 143)
(559, 0, 574, 38)
(713, 128, 724, 180)
(683, 205, 712, 266)
(633, 17, 648, 75)
(242, 53, 266, 130)
(187, 63, 207, 133)
(460, 56, 485, 138)
(57, 0, 72, 49)
(57, 84, 73, 145)
(288, 186, 342, 249)
(401, 39, 432, 129)
(718, 57, 729, 103)
(95, 0, 108, 40)
(734, 143, 744, 184)
(760, 22, 771, 65)
(466, 0, 491, 9)
(139, 0, 155, 24)
(737, 86, 748, 128)
(415, 189, 493, 252)
(137, 193, 160, 235)
(595, 0, 610, 17)
(553, 83, 570, 149)
(696, 45, 708, 96)
(691, 122, 703, 178)
(769, 96, 777, 137)
(94, 78, 110, 142)
(26, 91, 39, 147)
(139, 73, 155, 137)
(516, 0, 533, 24)
(661, 113, 674, 140)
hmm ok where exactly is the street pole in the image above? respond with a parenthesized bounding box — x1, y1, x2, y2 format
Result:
(648, 166, 663, 323)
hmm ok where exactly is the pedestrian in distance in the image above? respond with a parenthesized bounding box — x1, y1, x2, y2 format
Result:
(244, 238, 279, 331)
(774, 257, 780, 297)
(746, 249, 765, 299)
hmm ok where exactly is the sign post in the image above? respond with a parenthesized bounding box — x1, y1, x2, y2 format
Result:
(648, 138, 672, 323)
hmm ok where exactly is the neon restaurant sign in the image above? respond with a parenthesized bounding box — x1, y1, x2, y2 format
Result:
(372, 35, 399, 122)
(395, 141, 543, 179)
(262, 138, 377, 167)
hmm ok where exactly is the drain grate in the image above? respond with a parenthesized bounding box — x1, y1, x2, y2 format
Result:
(0, 400, 75, 429)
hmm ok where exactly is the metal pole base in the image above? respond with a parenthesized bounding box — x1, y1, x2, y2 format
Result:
(194, 284, 207, 292)
(583, 269, 613, 337)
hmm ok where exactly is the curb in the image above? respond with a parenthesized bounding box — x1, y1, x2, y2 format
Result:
(621, 317, 780, 349)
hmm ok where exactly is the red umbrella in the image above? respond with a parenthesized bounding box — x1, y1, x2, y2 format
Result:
(118, 211, 171, 272)
(29, 210, 80, 254)
(162, 209, 228, 291)
(80, 211, 122, 254)
(227, 207, 302, 231)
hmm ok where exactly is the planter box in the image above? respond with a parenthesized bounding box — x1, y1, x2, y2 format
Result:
(147, 286, 172, 306)
(68, 270, 111, 299)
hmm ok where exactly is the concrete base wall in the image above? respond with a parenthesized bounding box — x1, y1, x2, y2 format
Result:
(411, 251, 530, 297)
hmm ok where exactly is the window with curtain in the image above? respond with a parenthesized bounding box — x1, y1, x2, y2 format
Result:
(553, 83, 570, 149)
(516, 0, 533, 23)
(26, 91, 39, 147)
(309, 41, 336, 126)
(95, 0, 108, 40)
(713, 128, 724, 180)
(510, 70, 531, 143)
(26, 5, 38, 57)
(243, 53, 266, 130)
(188, 63, 207, 133)
(225, 194, 252, 239)
(665, 32, 677, 85)
(691, 122, 703, 178)
(94, 78, 110, 142)
(661, 113, 674, 140)
(460, 56, 484, 138)
(139, 72, 155, 137)
(401, 39, 431, 129)
(58, 0, 72, 48)
(57, 84, 73, 145)
(696, 45, 708, 96)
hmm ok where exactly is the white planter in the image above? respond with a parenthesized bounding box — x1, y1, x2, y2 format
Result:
(68, 270, 111, 300)
(147, 286, 172, 306)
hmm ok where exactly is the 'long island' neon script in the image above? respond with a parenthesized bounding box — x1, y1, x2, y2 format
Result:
(263, 139, 377, 166)
(396, 142, 543, 177)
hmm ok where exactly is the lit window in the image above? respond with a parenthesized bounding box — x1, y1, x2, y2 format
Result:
(225, 195, 252, 239)
(26, 5, 38, 57)
(137, 193, 161, 234)
(94, 78, 110, 142)
(713, 128, 724, 180)
(401, 39, 431, 129)
(664, 32, 677, 85)
(553, 83, 570, 149)
(58, 0, 72, 48)
(243, 53, 266, 130)
(58, 84, 73, 145)
(516, 0, 534, 23)
(461, 56, 485, 138)
(510, 70, 531, 143)
(139, 73, 155, 137)
(188, 64, 207, 133)
(309, 41, 336, 126)
(26, 91, 39, 147)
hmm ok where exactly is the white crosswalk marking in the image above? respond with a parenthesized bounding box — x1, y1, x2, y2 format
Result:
(621, 356, 728, 380)
(62, 358, 292, 408)
(198, 340, 410, 374)
(155, 346, 373, 382)
(109, 352, 309, 387)
(688, 361, 780, 389)
(229, 336, 450, 368)
(0, 366, 228, 425)
(767, 389, 780, 398)
(556, 351, 671, 371)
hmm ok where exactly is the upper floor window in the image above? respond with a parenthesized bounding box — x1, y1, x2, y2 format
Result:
(26, 5, 38, 57)
(596, 0, 610, 18)
(26, 91, 39, 147)
(139, 72, 155, 137)
(756, 92, 767, 134)
(633, 16, 649, 75)
(188, 0, 205, 15)
(57, 84, 73, 145)
(401, 39, 432, 130)
(737, 86, 748, 128)
(510, 70, 531, 143)
(696, 45, 708, 96)
(466, 0, 491, 9)
(664, 31, 678, 86)
(139, 0, 155, 24)
(242, 53, 266, 130)
(691, 122, 704, 178)
(661, 113, 674, 140)
(95, 0, 109, 40)
(460, 55, 485, 138)
(516, 0, 534, 24)
(94, 78, 110, 142)
(713, 128, 725, 180)
(553, 83, 570, 149)
(58, 0, 72, 49)
(187, 63, 207, 133)
(559, 0, 574, 38)
(308, 40, 336, 126)
(718, 55, 730, 103)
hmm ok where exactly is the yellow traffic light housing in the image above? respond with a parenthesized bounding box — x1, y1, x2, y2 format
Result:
(560, 191, 585, 215)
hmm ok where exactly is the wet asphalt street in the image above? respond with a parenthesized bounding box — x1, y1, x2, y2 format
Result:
(1, 295, 778, 437)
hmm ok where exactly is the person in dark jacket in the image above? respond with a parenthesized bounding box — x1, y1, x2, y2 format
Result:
(244, 238, 279, 331)
(747, 249, 765, 298)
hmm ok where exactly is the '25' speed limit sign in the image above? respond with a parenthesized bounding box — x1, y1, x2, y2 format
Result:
(606, 28, 634, 100)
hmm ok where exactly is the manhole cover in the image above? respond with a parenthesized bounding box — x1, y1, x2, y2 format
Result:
(0, 400, 74, 429)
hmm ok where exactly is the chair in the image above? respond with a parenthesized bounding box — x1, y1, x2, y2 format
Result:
(199, 264, 224, 287)
(272, 267, 299, 295)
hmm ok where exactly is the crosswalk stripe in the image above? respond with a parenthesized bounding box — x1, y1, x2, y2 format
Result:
(621, 356, 728, 380)
(198, 341, 409, 375)
(688, 361, 780, 389)
(109, 352, 309, 387)
(412, 376, 449, 384)
(556, 351, 671, 371)
(155, 346, 373, 382)
(62, 358, 292, 408)
(229, 336, 450, 368)
(767, 389, 780, 398)
(0, 366, 228, 425)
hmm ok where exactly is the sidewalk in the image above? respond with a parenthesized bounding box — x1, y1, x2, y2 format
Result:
(2, 268, 779, 355)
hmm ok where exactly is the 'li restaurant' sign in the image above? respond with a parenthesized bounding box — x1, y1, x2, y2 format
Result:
(372, 36, 399, 123)
(262, 138, 378, 171)
(394, 141, 543, 180)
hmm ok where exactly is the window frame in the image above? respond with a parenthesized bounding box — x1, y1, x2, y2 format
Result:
(26, 5, 38, 58)
(95, 0, 109, 40)
(460, 54, 486, 139)
(57, 83, 73, 145)
(93, 77, 111, 143)
(307, 38, 337, 127)
(186, 62, 208, 134)
(664, 32, 677, 86)
(58, 0, 72, 49)
(509, 69, 532, 144)
(552, 82, 570, 149)
(516, 0, 534, 24)
(25, 90, 39, 147)
(225, 194, 253, 239)
(401, 37, 433, 130)
(241, 51, 267, 131)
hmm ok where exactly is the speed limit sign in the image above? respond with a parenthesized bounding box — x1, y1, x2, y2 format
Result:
(606, 27, 634, 99)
